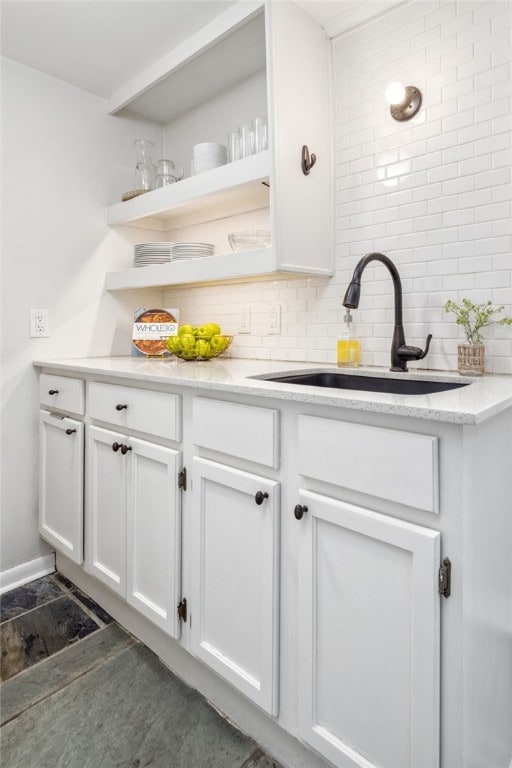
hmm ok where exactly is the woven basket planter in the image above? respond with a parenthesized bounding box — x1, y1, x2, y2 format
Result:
(457, 343, 485, 376)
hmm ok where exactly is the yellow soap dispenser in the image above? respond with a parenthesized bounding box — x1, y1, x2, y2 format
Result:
(337, 309, 360, 367)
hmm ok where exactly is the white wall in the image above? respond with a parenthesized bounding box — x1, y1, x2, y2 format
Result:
(0, 58, 162, 573)
(164, 0, 512, 374)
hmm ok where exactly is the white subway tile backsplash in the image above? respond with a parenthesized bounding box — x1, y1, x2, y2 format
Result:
(474, 28, 509, 57)
(491, 44, 512, 67)
(457, 121, 492, 145)
(475, 168, 510, 191)
(474, 237, 511, 256)
(164, 0, 512, 376)
(442, 175, 475, 195)
(457, 188, 492, 208)
(457, 222, 493, 241)
(442, 209, 474, 227)
(475, 98, 511, 124)
(493, 219, 512, 237)
(492, 183, 512, 203)
(475, 62, 510, 89)
(458, 154, 493, 176)
(492, 148, 512, 168)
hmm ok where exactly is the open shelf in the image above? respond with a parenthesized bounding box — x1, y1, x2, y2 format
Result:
(104, 2, 333, 291)
(108, 151, 270, 230)
(105, 247, 279, 290)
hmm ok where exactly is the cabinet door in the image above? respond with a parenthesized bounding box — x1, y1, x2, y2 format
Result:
(126, 438, 182, 638)
(85, 426, 127, 596)
(191, 457, 280, 715)
(297, 490, 440, 768)
(39, 410, 84, 564)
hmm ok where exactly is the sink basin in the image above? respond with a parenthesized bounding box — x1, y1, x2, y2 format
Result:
(251, 371, 471, 396)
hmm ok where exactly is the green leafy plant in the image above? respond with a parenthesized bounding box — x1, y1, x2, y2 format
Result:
(444, 299, 512, 345)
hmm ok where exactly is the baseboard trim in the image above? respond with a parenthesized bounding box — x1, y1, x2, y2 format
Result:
(0, 553, 56, 594)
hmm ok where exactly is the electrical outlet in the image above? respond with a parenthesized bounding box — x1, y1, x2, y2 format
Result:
(30, 309, 50, 338)
(239, 306, 251, 334)
(267, 302, 281, 334)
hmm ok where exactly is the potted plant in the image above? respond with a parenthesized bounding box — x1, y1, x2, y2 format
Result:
(444, 299, 512, 375)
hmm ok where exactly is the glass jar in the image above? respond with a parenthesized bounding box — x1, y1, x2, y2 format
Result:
(134, 139, 156, 192)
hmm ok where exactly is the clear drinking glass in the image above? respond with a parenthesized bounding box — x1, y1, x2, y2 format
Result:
(134, 139, 155, 191)
(238, 123, 255, 158)
(228, 131, 241, 163)
(252, 117, 268, 152)
(156, 159, 184, 181)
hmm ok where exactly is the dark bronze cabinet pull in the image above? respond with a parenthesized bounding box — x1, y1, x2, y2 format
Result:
(48, 389, 59, 395)
(115, 404, 128, 411)
(121, 444, 132, 455)
(255, 491, 269, 505)
(65, 428, 76, 435)
(112, 442, 121, 452)
(294, 504, 308, 520)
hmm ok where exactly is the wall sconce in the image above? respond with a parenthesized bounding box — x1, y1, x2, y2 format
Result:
(385, 82, 422, 121)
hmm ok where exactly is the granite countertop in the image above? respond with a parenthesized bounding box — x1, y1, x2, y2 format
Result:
(34, 356, 512, 425)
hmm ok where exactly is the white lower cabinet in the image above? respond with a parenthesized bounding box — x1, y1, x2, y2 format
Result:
(39, 410, 84, 564)
(86, 425, 182, 637)
(190, 457, 280, 715)
(296, 489, 441, 768)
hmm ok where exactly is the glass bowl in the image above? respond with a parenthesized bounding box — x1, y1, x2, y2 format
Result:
(228, 230, 271, 252)
(166, 335, 233, 361)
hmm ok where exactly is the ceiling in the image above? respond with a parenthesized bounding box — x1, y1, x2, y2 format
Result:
(1, 0, 403, 100)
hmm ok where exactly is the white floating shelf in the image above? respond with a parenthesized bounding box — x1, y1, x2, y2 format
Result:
(105, 247, 279, 291)
(108, 151, 271, 230)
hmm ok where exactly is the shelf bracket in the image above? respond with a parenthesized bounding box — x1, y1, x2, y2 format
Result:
(301, 145, 317, 175)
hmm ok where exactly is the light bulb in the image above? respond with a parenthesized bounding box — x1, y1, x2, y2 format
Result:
(385, 82, 406, 105)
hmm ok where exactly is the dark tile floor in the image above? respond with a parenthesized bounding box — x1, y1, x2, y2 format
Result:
(0, 573, 283, 768)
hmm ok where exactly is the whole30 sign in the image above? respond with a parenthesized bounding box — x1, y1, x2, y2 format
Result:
(132, 320, 178, 339)
(132, 308, 179, 340)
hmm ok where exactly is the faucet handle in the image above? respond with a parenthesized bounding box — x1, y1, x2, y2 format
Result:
(397, 334, 432, 361)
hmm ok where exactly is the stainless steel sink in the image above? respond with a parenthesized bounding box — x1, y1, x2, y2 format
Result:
(250, 370, 471, 395)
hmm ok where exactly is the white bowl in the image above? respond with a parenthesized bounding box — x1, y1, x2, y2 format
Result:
(228, 230, 271, 251)
(193, 160, 226, 173)
(193, 153, 227, 164)
(193, 142, 227, 155)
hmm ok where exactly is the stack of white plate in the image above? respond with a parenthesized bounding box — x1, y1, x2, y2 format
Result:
(171, 242, 214, 260)
(133, 242, 175, 267)
(192, 142, 227, 174)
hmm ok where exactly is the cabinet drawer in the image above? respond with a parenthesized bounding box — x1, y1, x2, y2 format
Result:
(298, 415, 439, 513)
(193, 397, 279, 469)
(40, 374, 84, 415)
(88, 382, 181, 441)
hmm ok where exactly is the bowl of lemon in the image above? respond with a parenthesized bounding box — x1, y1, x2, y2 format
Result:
(166, 323, 233, 361)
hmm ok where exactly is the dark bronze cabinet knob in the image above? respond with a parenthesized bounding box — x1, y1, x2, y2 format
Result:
(255, 491, 269, 505)
(120, 444, 132, 455)
(115, 404, 128, 411)
(65, 428, 76, 435)
(294, 504, 308, 520)
(48, 389, 59, 395)
(112, 442, 121, 452)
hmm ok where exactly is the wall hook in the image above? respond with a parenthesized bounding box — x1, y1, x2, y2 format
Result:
(301, 145, 317, 175)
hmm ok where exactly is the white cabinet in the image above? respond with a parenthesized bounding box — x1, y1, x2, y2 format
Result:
(296, 489, 441, 768)
(39, 410, 84, 564)
(105, 1, 333, 290)
(86, 425, 182, 637)
(86, 426, 127, 596)
(191, 457, 280, 715)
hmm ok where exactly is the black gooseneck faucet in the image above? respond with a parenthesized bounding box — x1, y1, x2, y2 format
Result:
(343, 252, 432, 372)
